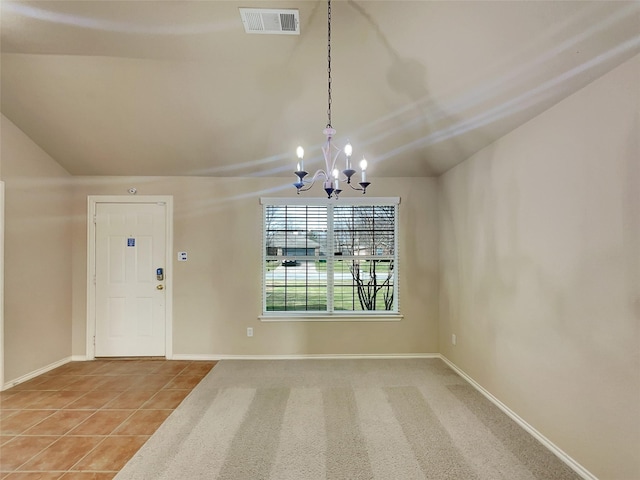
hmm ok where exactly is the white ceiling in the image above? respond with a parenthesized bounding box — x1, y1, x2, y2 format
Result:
(1, 1, 639, 178)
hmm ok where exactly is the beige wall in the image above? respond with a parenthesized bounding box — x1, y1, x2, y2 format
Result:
(71, 176, 439, 358)
(1, 115, 73, 383)
(3, 52, 637, 477)
(438, 55, 639, 479)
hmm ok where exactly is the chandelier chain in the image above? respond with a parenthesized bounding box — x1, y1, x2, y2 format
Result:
(327, 0, 332, 128)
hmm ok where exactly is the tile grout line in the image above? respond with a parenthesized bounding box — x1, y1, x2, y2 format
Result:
(63, 362, 195, 475)
(3, 386, 100, 474)
(57, 365, 187, 476)
(1, 360, 215, 478)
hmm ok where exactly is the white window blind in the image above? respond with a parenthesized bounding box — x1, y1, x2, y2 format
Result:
(261, 198, 399, 316)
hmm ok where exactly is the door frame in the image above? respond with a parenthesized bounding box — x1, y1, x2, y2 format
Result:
(86, 195, 173, 360)
(0, 182, 5, 388)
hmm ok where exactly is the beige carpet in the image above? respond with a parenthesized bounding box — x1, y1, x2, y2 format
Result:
(115, 359, 581, 480)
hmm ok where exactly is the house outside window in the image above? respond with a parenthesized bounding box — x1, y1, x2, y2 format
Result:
(261, 197, 400, 317)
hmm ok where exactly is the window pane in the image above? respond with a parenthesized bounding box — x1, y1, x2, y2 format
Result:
(265, 205, 327, 258)
(333, 260, 361, 311)
(333, 205, 395, 256)
(333, 259, 395, 311)
(264, 259, 327, 311)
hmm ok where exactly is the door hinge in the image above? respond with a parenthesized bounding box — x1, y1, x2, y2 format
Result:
(93, 215, 97, 224)
(93, 275, 96, 285)
(93, 335, 96, 346)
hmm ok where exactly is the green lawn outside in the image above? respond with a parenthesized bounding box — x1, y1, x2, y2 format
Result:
(264, 259, 394, 311)
(265, 283, 393, 311)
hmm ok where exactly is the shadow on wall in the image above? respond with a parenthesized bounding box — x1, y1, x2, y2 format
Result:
(347, 0, 472, 173)
(438, 137, 640, 470)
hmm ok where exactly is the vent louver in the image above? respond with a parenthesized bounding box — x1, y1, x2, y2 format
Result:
(239, 8, 300, 35)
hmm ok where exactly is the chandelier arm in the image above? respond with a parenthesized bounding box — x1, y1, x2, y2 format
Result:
(296, 182, 315, 193)
(330, 148, 342, 173)
(295, 175, 320, 193)
(302, 170, 330, 185)
(321, 139, 333, 172)
(295, 169, 334, 195)
(347, 181, 370, 195)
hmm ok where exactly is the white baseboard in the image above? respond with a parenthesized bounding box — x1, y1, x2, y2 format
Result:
(439, 355, 597, 480)
(71, 355, 88, 361)
(2, 356, 73, 391)
(171, 353, 440, 361)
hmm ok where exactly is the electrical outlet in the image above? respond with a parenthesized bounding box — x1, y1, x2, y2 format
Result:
(452, 334, 457, 346)
(247, 327, 253, 337)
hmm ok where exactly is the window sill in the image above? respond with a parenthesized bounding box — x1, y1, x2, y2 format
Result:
(259, 313, 403, 322)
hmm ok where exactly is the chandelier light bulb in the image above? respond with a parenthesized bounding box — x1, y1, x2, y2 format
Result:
(360, 157, 368, 183)
(344, 143, 353, 157)
(295, 146, 305, 172)
(333, 168, 339, 179)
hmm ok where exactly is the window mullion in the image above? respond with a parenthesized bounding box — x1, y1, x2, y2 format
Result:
(326, 205, 334, 313)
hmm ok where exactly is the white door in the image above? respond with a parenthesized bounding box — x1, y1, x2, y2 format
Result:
(95, 202, 166, 357)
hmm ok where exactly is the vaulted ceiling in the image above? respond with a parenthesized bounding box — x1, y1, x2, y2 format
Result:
(1, 1, 638, 178)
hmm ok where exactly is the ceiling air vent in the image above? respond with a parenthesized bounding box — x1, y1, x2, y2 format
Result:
(239, 8, 300, 35)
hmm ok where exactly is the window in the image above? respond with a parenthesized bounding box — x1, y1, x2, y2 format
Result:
(261, 197, 399, 317)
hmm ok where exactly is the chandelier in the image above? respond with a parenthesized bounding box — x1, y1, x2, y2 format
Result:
(293, 0, 370, 199)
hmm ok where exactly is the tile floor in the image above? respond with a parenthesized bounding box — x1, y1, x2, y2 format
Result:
(0, 358, 217, 479)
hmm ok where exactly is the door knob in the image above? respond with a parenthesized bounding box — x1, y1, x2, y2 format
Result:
(156, 285, 164, 290)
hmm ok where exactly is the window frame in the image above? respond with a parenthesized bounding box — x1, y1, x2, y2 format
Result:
(259, 197, 402, 322)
